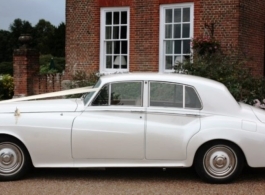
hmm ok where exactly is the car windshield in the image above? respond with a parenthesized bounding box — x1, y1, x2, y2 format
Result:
(83, 79, 101, 105)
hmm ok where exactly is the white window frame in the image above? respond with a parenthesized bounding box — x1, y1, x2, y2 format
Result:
(100, 7, 130, 73)
(159, 3, 194, 73)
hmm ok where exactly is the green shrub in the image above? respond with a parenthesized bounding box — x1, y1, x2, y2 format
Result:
(174, 50, 264, 105)
(66, 70, 100, 98)
(69, 70, 99, 88)
(0, 74, 14, 100)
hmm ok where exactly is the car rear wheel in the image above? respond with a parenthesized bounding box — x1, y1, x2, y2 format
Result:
(0, 138, 30, 181)
(194, 141, 244, 183)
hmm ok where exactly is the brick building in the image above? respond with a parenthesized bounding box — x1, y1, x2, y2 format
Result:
(65, 0, 265, 78)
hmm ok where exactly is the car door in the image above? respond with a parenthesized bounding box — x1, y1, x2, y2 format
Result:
(72, 81, 145, 159)
(146, 81, 201, 160)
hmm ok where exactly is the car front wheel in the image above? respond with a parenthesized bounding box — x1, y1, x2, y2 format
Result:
(194, 141, 244, 183)
(0, 138, 30, 181)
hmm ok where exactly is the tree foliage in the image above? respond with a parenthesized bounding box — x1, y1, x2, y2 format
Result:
(33, 19, 55, 54)
(39, 54, 65, 75)
(0, 62, 13, 75)
(0, 30, 12, 62)
(9, 19, 34, 49)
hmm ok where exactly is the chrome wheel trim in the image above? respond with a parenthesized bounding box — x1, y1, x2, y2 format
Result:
(0, 143, 24, 176)
(203, 145, 237, 179)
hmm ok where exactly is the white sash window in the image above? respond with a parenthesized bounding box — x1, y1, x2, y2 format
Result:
(100, 8, 130, 73)
(159, 3, 194, 72)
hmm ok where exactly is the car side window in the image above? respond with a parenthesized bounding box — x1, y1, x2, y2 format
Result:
(92, 85, 109, 106)
(110, 82, 142, 106)
(150, 82, 183, 108)
(185, 86, 202, 109)
(92, 81, 143, 106)
(149, 82, 202, 109)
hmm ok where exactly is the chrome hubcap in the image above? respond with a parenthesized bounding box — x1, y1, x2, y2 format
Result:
(203, 145, 237, 179)
(0, 143, 24, 176)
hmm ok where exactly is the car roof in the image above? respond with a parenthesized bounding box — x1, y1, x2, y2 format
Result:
(100, 72, 225, 89)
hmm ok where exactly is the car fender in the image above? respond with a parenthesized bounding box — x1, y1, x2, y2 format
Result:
(186, 128, 265, 167)
(0, 129, 31, 156)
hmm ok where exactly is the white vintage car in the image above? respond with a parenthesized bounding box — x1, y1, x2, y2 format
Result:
(0, 73, 265, 183)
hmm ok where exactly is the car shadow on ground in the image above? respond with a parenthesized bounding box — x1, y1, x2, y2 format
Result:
(26, 166, 265, 183)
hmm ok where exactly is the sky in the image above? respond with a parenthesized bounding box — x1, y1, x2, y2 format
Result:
(0, 0, 65, 31)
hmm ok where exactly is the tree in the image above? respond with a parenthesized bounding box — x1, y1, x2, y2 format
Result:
(33, 19, 56, 54)
(51, 22, 65, 57)
(0, 30, 12, 62)
(0, 19, 66, 76)
(9, 19, 34, 49)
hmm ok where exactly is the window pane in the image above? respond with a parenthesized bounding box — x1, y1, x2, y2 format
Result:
(150, 82, 183, 108)
(166, 40, 173, 54)
(182, 24, 190, 38)
(106, 56, 112, 69)
(121, 26, 127, 39)
(106, 41, 112, 54)
(185, 86, 201, 109)
(113, 56, 120, 69)
(113, 26, 119, 39)
(174, 9, 181, 22)
(113, 55, 127, 69)
(183, 8, 190, 22)
(174, 40, 181, 54)
(114, 12, 119, 24)
(165, 9, 172, 23)
(121, 11, 127, 24)
(121, 41, 127, 54)
(113, 41, 120, 54)
(174, 56, 182, 65)
(165, 56, 172, 70)
(105, 27, 112, 39)
(174, 24, 181, 38)
(121, 56, 127, 69)
(92, 85, 109, 106)
(183, 40, 191, 54)
(111, 82, 142, 106)
(165, 25, 172, 38)
(106, 12, 112, 25)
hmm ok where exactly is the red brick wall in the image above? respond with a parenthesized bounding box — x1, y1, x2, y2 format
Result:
(199, 0, 240, 49)
(32, 74, 62, 95)
(65, 0, 265, 77)
(65, 0, 100, 79)
(239, 0, 265, 76)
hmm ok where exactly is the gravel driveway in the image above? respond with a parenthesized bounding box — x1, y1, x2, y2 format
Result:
(1, 167, 265, 195)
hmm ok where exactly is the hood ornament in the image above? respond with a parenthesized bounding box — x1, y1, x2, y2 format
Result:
(14, 108, 20, 117)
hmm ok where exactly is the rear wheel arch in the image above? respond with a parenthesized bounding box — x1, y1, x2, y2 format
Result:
(193, 139, 247, 166)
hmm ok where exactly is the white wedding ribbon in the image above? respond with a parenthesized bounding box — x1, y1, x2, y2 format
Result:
(0, 86, 98, 104)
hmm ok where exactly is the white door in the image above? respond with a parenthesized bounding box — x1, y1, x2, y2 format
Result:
(146, 82, 201, 160)
(72, 81, 145, 159)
